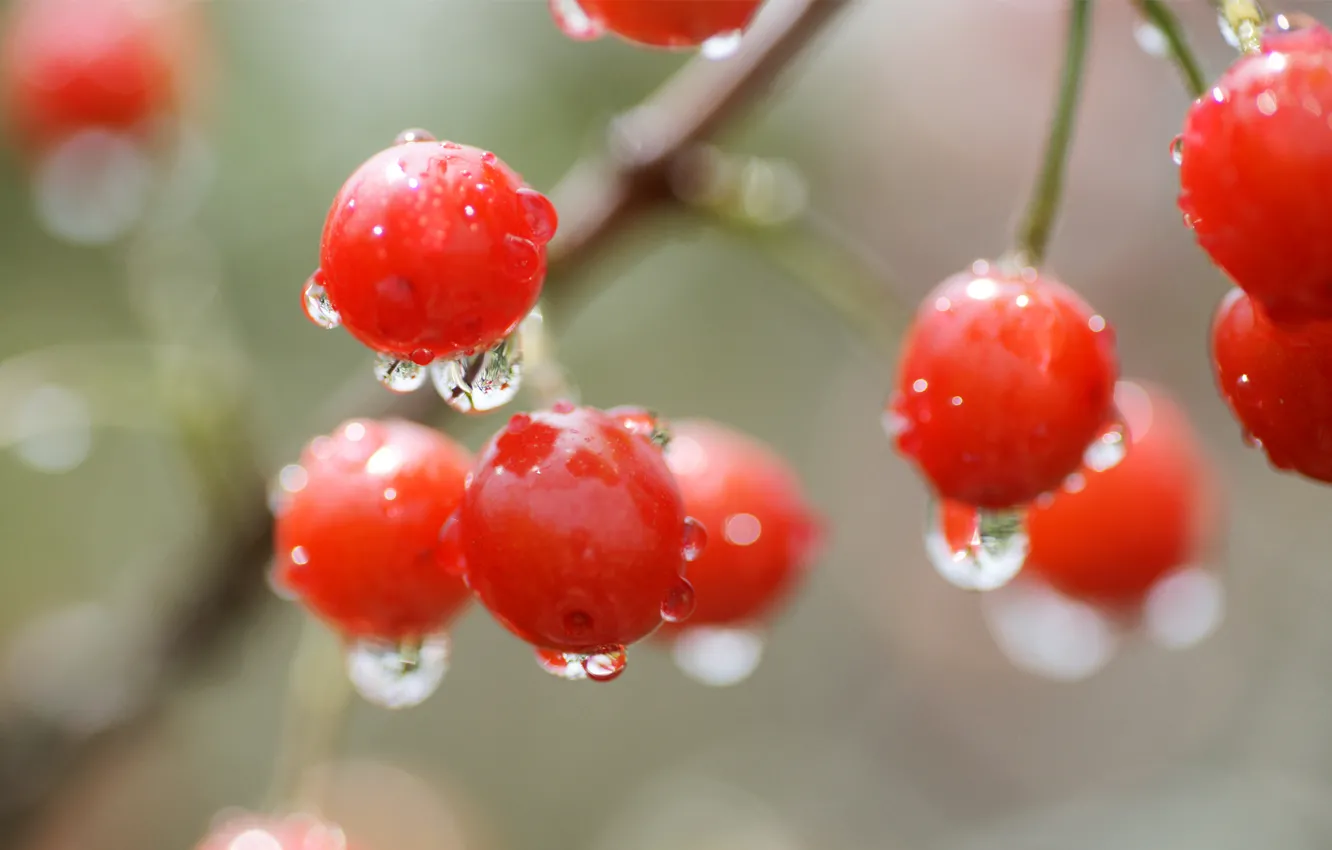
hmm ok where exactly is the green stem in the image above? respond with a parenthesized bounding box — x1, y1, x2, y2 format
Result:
(1012, 0, 1093, 268)
(1210, 0, 1265, 53)
(1131, 0, 1208, 98)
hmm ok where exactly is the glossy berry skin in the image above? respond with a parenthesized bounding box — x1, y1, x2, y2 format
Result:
(1178, 22, 1332, 323)
(889, 265, 1119, 509)
(1025, 382, 1217, 609)
(197, 815, 349, 850)
(274, 419, 474, 641)
(661, 420, 821, 627)
(319, 140, 557, 362)
(557, 0, 763, 48)
(1, 0, 195, 151)
(1212, 287, 1332, 483)
(456, 405, 693, 652)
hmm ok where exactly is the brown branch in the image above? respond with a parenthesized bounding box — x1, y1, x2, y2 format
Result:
(0, 0, 851, 845)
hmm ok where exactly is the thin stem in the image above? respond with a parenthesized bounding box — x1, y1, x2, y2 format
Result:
(1012, 0, 1093, 268)
(1211, 0, 1266, 53)
(1131, 0, 1208, 98)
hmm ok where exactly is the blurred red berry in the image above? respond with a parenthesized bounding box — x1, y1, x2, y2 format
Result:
(196, 814, 349, 850)
(1178, 21, 1332, 323)
(550, 0, 763, 49)
(660, 420, 821, 628)
(1025, 381, 1219, 609)
(316, 138, 557, 363)
(1212, 287, 1332, 483)
(889, 264, 1119, 509)
(457, 405, 697, 655)
(273, 419, 473, 641)
(0, 0, 197, 151)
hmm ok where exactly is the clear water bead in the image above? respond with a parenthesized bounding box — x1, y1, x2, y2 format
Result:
(394, 128, 436, 145)
(548, 0, 604, 40)
(1134, 20, 1168, 57)
(583, 647, 627, 682)
(670, 626, 765, 687)
(1170, 135, 1184, 166)
(1083, 420, 1129, 472)
(302, 275, 341, 329)
(430, 335, 522, 413)
(661, 580, 697, 623)
(923, 498, 1029, 592)
(681, 517, 708, 562)
(700, 29, 744, 60)
(535, 648, 589, 681)
(373, 353, 427, 393)
(345, 634, 449, 709)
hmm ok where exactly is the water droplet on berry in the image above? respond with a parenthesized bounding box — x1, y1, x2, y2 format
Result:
(923, 498, 1029, 591)
(551, 399, 576, 414)
(345, 634, 449, 709)
(681, 517, 708, 563)
(373, 353, 427, 393)
(437, 512, 466, 577)
(670, 626, 765, 687)
(302, 273, 341, 329)
(32, 129, 152, 246)
(700, 29, 744, 60)
(548, 0, 604, 39)
(979, 577, 1118, 681)
(394, 128, 436, 145)
(1082, 418, 1128, 472)
(409, 348, 435, 366)
(517, 188, 558, 244)
(1134, 19, 1168, 57)
(430, 335, 522, 413)
(583, 646, 627, 682)
(661, 580, 697, 623)
(1143, 566, 1224, 649)
(535, 648, 589, 680)
(1240, 428, 1263, 449)
(1169, 135, 1184, 166)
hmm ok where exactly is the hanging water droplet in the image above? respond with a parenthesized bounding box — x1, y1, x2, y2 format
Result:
(700, 29, 744, 60)
(373, 352, 427, 393)
(1083, 419, 1128, 472)
(535, 648, 589, 681)
(302, 273, 341, 329)
(430, 335, 522, 413)
(681, 517, 708, 563)
(979, 577, 1119, 681)
(923, 497, 1029, 591)
(670, 626, 765, 687)
(1143, 566, 1224, 649)
(394, 128, 436, 145)
(1134, 20, 1168, 57)
(583, 646, 627, 682)
(1169, 135, 1185, 166)
(517, 187, 558, 244)
(548, 0, 604, 40)
(661, 580, 697, 623)
(345, 634, 450, 709)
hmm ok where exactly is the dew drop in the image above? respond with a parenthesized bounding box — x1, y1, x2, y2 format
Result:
(409, 348, 435, 366)
(1083, 418, 1128, 473)
(436, 513, 465, 577)
(681, 517, 708, 563)
(661, 580, 697, 623)
(700, 29, 744, 60)
(517, 187, 558, 244)
(393, 128, 436, 145)
(345, 634, 449, 709)
(979, 577, 1118, 681)
(551, 399, 576, 414)
(583, 646, 627, 682)
(923, 497, 1029, 591)
(1134, 20, 1168, 57)
(671, 626, 765, 687)
(1169, 135, 1184, 166)
(430, 335, 522, 413)
(548, 0, 604, 40)
(302, 273, 341, 329)
(373, 353, 427, 393)
(535, 648, 588, 680)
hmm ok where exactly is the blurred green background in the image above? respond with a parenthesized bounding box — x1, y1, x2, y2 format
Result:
(3, 1, 1332, 849)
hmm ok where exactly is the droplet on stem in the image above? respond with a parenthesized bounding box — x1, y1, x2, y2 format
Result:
(373, 352, 427, 393)
(345, 634, 450, 709)
(700, 29, 744, 60)
(923, 497, 1029, 591)
(1134, 20, 1168, 57)
(670, 626, 765, 687)
(430, 335, 522, 413)
(302, 272, 341, 329)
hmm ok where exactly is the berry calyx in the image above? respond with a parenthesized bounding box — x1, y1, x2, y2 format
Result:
(661, 420, 821, 628)
(888, 263, 1119, 508)
(273, 419, 473, 641)
(456, 404, 699, 656)
(550, 0, 763, 49)
(1178, 21, 1332, 323)
(1211, 287, 1332, 483)
(316, 138, 557, 361)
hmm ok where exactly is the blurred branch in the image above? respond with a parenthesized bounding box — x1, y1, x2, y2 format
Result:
(1131, 0, 1208, 98)
(0, 0, 851, 844)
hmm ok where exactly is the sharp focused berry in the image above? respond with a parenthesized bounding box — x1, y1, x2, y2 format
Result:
(317, 139, 557, 362)
(1178, 21, 1332, 323)
(550, 0, 763, 49)
(273, 419, 473, 641)
(889, 264, 1119, 509)
(1212, 287, 1332, 483)
(456, 405, 699, 657)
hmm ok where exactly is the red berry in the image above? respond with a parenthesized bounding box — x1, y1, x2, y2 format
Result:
(457, 405, 696, 654)
(1178, 21, 1332, 323)
(1212, 287, 1332, 483)
(660, 420, 821, 628)
(551, 0, 763, 49)
(889, 264, 1119, 509)
(0, 0, 196, 151)
(1025, 381, 1218, 609)
(273, 419, 473, 641)
(317, 139, 557, 362)
(196, 815, 350, 850)
(606, 404, 670, 447)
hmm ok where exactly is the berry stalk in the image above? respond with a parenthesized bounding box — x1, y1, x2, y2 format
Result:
(1012, 0, 1092, 268)
(1131, 0, 1208, 98)
(1212, 0, 1266, 53)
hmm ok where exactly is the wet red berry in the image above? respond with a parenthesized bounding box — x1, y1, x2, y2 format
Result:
(551, 0, 763, 49)
(889, 264, 1119, 509)
(197, 814, 349, 850)
(1178, 21, 1332, 323)
(660, 420, 821, 628)
(317, 139, 557, 361)
(457, 405, 696, 653)
(0, 0, 197, 151)
(1025, 381, 1219, 609)
(273, 419, 474, 641)
(1212, 287, 1332, 483)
